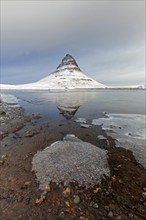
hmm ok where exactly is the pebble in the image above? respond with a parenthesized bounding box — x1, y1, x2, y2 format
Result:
(1, 155, 7, 159)
(79, 216, 88, 220)
(41, 191, 47, 199)
(107, 211, 114, 218)
(65, 201, 70, 207)
(116, 216, 122, 220)
(24, 181, 32, 187)
(17, 195, 23, 202)
(63, 187, 71, 197)
(142, 191, 146, 199)
(93, 187, 100, 193)
(25, 128, 39, 137)
(0, 160, 4, 166)
(128, 213, 134, 219)
(92, 203, 99, 209)
(25, 130, 35, 137)
(45, 184, 51, 192)
(74, 195, 80, 204)
(59, 211, 65, 218)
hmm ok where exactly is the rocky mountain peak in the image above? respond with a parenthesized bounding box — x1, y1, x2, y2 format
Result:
(56, 54, 81, 72)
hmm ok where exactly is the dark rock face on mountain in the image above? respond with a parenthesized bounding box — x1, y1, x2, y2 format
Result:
(56, 54, 81, 72)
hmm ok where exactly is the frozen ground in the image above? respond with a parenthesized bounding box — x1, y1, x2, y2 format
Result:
(32, 134, 110, 190)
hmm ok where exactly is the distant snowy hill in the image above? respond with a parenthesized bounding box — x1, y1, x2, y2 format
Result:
(0, 54, 106, 90)
(108, 84, 146, 89)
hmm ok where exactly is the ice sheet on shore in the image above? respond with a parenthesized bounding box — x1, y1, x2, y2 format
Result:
(92, 114, 146, 168)
(32, 134, 110, 190)
(0, 93, 20, 107)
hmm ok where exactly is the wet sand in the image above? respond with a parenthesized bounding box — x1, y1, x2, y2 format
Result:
(0, 104, 146, 220)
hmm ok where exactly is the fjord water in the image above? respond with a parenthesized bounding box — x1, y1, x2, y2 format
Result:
(2, 89, 146, 167)
(3, 89, 145, 117)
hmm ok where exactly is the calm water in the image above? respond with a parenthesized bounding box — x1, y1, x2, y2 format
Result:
(2, 89, 146, 168)
(2, 89, 145, 119)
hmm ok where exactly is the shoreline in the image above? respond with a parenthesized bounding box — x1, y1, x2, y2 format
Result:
(0, 88, 145, 92)
(0, 101, 146, 219)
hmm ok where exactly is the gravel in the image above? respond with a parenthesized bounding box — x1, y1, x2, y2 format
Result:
(32, 134, 110, 190)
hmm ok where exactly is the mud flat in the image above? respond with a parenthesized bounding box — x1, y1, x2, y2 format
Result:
(0, 96, 146, 220)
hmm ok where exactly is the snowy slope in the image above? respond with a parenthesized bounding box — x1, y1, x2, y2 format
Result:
(0, 54, 106, 90)
(108, 84, 146, 89)
(37, 69, 106, 89)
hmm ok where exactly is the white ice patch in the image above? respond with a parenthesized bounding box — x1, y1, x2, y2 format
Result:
(75, 117, 87, 123)
(80, 124, 91, 128)
(92, 114, 146, 168)
(32, 135, 110, 190)
(97, 135, 107, 140)
(0, 94, 20, 107)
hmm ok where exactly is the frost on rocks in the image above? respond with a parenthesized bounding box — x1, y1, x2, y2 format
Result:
(32, 135, 110, 190)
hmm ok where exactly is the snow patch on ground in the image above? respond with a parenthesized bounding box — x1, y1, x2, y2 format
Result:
(32, 135, 110, 189)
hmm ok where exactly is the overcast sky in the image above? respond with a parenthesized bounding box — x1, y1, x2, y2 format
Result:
(1, 0, 145, 85)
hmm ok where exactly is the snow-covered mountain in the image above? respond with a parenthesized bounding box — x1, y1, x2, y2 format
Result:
(0, 54, 106, 90)
(1, 54, 145, 90)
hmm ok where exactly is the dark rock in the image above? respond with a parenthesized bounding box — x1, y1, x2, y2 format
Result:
(56, 54, 81, 72)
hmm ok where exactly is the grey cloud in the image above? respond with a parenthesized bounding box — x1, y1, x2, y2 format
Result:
(1, 0, 145, 85)
(1, 1, 144, 54)
(78, 46, 145, 85)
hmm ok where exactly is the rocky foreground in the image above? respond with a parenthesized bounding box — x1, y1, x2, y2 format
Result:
(0, 99, 146, 220)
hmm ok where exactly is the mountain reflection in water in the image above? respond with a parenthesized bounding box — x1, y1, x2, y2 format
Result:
(57, 105, 80, 120)
(39, 91, 98, 119)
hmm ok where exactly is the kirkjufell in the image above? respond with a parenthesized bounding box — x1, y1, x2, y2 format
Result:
(0, 54, 106, 90)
